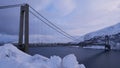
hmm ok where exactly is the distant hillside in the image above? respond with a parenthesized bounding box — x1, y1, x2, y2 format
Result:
(84, 23, 120, 40)
(77, 23, 120, 49)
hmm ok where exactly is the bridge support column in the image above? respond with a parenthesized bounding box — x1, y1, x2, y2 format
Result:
(105, 35, 111, 51)
(18, 4, 29, 53)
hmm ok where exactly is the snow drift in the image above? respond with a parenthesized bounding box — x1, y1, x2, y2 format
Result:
(0, 44, 85, 68)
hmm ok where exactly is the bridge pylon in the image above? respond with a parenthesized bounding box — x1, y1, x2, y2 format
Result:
(18, 4, 29, 53)
(105, 35, 111, 51)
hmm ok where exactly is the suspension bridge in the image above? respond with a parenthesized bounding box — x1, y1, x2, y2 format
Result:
(0, 3, 111, 53)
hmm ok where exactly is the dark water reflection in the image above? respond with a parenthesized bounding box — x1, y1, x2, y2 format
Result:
(29, 46, 120, 68)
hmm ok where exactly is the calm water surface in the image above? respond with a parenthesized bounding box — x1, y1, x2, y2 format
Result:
(29, 46, 120, 68)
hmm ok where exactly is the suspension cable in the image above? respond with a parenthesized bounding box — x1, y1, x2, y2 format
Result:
(29, 10, 76, 41)
(0, 4, 25, 9)
(29, 6, 77, 41)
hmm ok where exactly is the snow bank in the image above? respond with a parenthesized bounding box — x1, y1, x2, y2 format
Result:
(0, 44, 85, 68)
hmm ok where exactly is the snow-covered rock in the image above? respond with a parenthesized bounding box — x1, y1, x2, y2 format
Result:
(0, 44, 85, 68)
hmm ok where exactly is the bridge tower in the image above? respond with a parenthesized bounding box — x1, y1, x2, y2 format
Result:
(18, 4, 29, 53)
(105, 35, 111, 51)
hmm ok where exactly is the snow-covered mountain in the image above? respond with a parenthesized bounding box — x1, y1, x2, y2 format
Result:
(77, 23, 120, 42)
(77, 23, 120, 49)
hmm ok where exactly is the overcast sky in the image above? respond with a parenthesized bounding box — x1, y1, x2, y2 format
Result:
(0, 0, 120, 43)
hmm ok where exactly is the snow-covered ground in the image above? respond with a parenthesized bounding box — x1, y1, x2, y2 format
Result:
(0, 44, 85, 68)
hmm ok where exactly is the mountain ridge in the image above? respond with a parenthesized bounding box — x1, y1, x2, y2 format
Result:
(77, 23, 120, 42)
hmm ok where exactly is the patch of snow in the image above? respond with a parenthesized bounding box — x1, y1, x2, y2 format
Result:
(70, 46, 79, 48)
(62, 54, 85, 68)
(83, 46, 105, 49)
(0, 44, 85, 68)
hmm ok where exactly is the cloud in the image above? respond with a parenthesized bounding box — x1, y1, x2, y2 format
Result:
(52, 0, 76, 16)
(85, 0, 120, 29)
(88, 0, 120, 12)
(0, 34, 18, 43)
(45, 0, 76, 16)
(49, 0, 120, 38)
(68, 0, 120, 34)
(28, 0, 52, 11)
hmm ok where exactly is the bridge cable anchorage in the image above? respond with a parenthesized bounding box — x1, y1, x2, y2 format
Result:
(0, 4, 25, 9)
(29, 6, 78, 41)
(29, 10, 76, 41)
